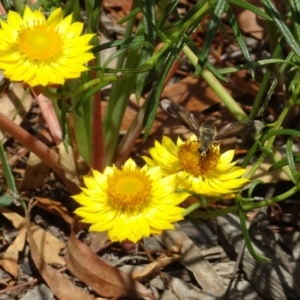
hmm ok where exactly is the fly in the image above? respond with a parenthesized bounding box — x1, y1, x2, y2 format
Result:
(161, 99, 264, 157)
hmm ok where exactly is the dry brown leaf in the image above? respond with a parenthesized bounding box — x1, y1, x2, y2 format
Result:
(1, 208, 66, 265)
(64, 221, 155, 300)
(20, 152, 49, 191)
(232, 1, 266, 40)
(161, 77, 221, 112)
(88, 231, 111, 252)
(132, 252, 180, 280)
(0, 83, 33, 141)
(26, 202, 96, 300)
(0, 257, 19, 279)
(33, 196, 73, 225)
(56, 142, 80, 185)
(0, 225, 27, 279)
(155, 226, 226, 297)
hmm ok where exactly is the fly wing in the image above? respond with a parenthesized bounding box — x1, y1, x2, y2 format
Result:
(215, 120, 264, 140)
(161, 99, 200, 135)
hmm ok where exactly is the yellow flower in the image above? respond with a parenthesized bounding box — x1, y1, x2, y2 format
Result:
(72, 158, 189, 243)
(143, 136, 249, 196)
(0, 6, 94, 87)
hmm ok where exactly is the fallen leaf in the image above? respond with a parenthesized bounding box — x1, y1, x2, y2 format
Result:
(155, 225, 226, 297)
(0, 83, 33, 141)
(1, 208, 66, 265)
(64, 220, 155, 299)
(132, 252, 180, 280)
(232, 1, 266, 40)
(26, 201, 96, 300)
(20, 152, 49, 191)
(0, 258, 19, 279)
(32, 196, 73, 225)
(56, 143, 80, 185)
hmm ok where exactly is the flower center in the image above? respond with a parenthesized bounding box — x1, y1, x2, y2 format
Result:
(18, 24, 63, 61)
(178, 141, 221, 176)
(106, 169, 152, 210)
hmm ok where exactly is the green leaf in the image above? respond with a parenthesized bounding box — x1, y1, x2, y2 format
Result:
(241, 141, 260, 168)
(135, 0, 156, 102)
(226, 4, 255, 78)
(250, 41, 283, 118)
(184, 37, 226, 81)
(86, 0, 101, 33)
(0, 195, 13, 207)
(286, 138, 299, 183)
(261, 0, 300, 59)
(289, 0, 300, 44)
(261, 128, 300, 144)
(201, 0, 227, 59)
(143, 38, 185, 138)
(258, 50, 295, 116)
(247, 180, 265, 198)
(158, 0, 180, 29)
(269, 152, 300, 171)
(92, 36, 148, 53)
(118, 7, 141, 24)
(237, 200, 270, 263)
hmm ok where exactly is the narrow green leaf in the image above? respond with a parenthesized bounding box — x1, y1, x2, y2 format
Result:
(75, 81, 111, 115)
(101, 42, 151, 71)
(258, 51, 295, 116)
(261, 129, 300, 144)
(102, 64, 153, 75)
(158, 0, 180, 29)
(217, 58, 299, 75)
(261, 0, 300, 59)
(86, 0, 101, 33)
(289, 0, 300, 44)
(247, 180, 265, 198)
(135, 0, 156, 102)
(201, 0, 227, 59)
(269, 153, 300, 171)
(93, 36, 148, 53)
(286, 138, 299, 183)
(0, 195, 13, 207)
(250, 41, 283, 118)
(237, 200, 270, 263)
(184, 37, 226, 81)
(143, 38, 185, 138)
(241, 141, 260, 168)
(173, 0, 215, 29)
(118, 7, 141, 24)
(0, 141, 25, 210)
(226, 4, 255, 78)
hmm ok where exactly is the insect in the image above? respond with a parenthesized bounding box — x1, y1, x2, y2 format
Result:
(161, 99, 264, 157)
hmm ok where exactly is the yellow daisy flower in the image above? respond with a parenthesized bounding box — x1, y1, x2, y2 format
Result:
(0, 6, 95, 87)
(72, 158, 189, 243)
(142, 135, 249, 197)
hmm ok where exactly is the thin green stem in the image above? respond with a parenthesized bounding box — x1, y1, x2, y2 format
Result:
(190, 185, 299, 219)
(42, 75, 124, 100)
(245, 80, 300, 179)
(182, 45, 248, 120)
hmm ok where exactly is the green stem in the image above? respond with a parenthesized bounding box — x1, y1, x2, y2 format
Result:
(182, 45, 248, 120)
(42, 75, 124, 100)
(245, 82, 300, 179)
(190, 185, 299, 219)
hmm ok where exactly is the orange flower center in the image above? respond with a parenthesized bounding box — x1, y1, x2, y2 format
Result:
(106, 169, 152, 210)
(18, 23, 63, 61)
(178, 141, 220, 176)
